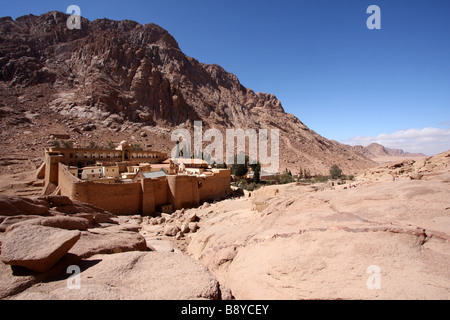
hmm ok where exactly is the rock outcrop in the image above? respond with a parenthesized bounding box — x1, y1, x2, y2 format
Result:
(358, 150, 450, 182)
(10, 251, 220, 300)
(68, 228, 147, 258)
(0, 194, 221, 300)
(5, 216, 90, 232)
(186, 151, 450, 299)
(1, 225, 80, 272)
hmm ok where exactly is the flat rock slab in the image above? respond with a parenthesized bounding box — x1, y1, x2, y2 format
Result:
(0, 215, 43, 232)
(11, 251, 220, 300)
(0, 253, 81, 299)
(1, 225, 80, 272)
(0, 196, 49, 216)
(6, 216, 90, 232)
(68, 230, 147, 259)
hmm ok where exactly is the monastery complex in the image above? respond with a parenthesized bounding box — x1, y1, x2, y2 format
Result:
(39, 141, 232, 216)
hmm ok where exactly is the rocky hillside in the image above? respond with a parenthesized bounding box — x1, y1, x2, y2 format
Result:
(0, 11, 374, 175)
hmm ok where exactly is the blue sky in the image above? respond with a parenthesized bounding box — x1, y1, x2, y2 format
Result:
(2, 0, 449, 155)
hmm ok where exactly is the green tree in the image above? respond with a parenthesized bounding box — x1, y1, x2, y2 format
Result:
(280, 172, 295, 184)
(231, 153, 249, 178)
(216, 163, 228, 169)
(330, 164, 343, 179)
(253, 162, 261, 184)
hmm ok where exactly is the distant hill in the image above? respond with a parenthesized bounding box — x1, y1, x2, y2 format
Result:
(347, 143, 426, 159)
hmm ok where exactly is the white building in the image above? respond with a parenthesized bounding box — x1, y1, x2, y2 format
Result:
(102, 165, 120, 178)
(81, 167, 103, 180)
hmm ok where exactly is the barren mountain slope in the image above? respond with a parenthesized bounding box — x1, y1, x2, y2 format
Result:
(0, 11, 374, 175)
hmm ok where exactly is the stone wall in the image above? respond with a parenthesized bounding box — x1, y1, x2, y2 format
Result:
(198, 170, 232, 202)
(56, 164, 231, 216)
(167, 175, 199, 211)
(59, 163, 142, 215)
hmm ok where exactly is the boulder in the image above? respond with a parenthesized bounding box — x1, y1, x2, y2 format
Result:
(156, 217, 166, 225)
(202, 202, 211, 209)
(164, 225, 180, 237)
(175, 231, 183, 240)
(46, 195, 73, 206)
(220, 286, 234, 300)
(10, 251, 220, 300)
(0, 196, 49, 216)
(180, 222, 190, 234)
(0, 216, 43, 232)
(186, 212, 198, 223)
(146, 240, 181, 253)
(130, 215, 142, 223)
(68, 229, 147, 259)
(93, 213, 118, 224)
(116, 223, 141, 232)
(0, 225, 80, 272)
(49, 200, 112, 216)
(73, 213, 95, 225)
(0, 251, 81, 299)
(189, 222, 199, 233)
(410, 172, 424, 180)
(40, 216, 89, 230)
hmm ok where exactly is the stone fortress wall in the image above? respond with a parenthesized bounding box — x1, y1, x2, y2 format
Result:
(43, 142, 232, 216)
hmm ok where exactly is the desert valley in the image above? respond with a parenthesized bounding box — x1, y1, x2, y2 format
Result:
(0, 11, 449, 301)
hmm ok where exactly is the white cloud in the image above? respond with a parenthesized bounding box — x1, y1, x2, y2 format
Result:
(342, 127, 450, 156)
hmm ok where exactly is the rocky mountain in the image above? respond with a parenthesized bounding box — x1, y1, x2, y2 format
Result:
(348, 143, 426, 159)
(0, 11, 375, 175)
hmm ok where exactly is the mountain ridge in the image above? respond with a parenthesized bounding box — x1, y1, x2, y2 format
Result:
(349, 143, 426, 159)
(0, 11, 375, 175)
